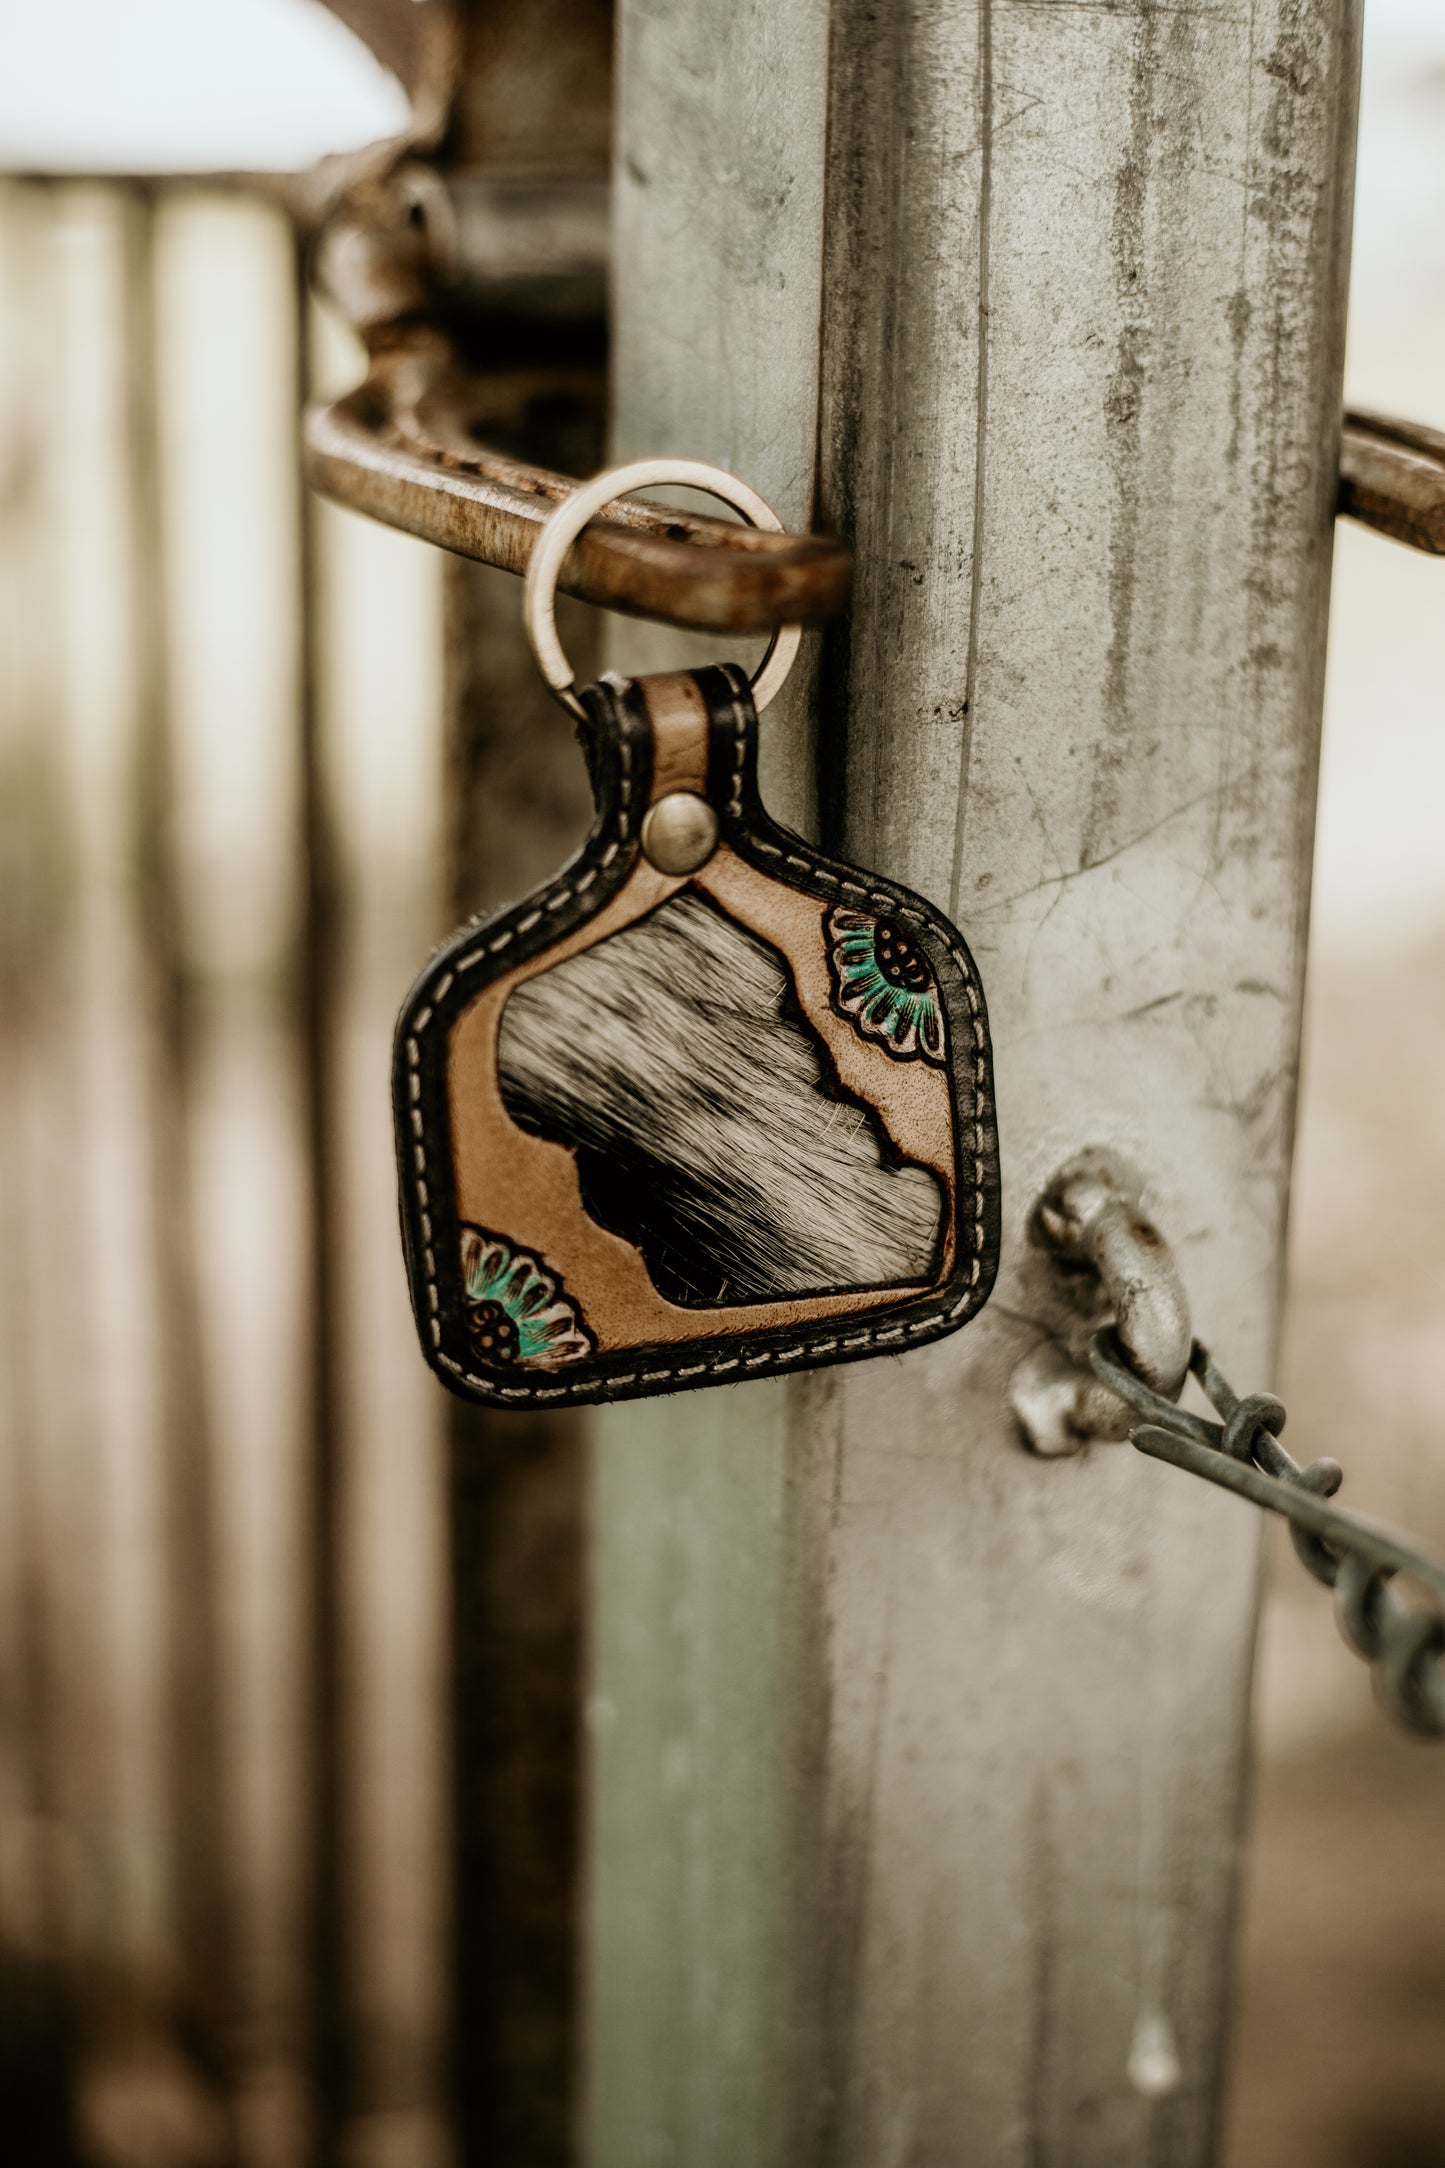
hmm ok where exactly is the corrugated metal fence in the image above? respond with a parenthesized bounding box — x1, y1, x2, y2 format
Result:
(0, 176, 450, 2167)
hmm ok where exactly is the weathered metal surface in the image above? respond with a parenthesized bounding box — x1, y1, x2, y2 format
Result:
(1338, 408, 1445, 556)
(590, 5, 1362, 2166)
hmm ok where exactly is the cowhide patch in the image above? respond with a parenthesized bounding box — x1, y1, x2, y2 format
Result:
(496, 887, 944, 1305)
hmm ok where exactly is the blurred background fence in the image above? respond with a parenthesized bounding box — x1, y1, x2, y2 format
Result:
(0, 5, 1443, 2166)
(0, 177, 450, 2164)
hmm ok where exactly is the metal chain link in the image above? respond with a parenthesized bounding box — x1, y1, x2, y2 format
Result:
(1009, 1150, 1445, 1741)
(1089, 1329, 1445, 1740)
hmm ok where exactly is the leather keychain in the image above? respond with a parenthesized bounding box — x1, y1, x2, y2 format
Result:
(393, 460, 1001, 1408)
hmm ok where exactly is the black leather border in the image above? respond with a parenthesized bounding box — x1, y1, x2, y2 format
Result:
(393, 665, 1001, 1409)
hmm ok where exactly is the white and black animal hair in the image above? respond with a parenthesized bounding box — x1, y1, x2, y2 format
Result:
(497, 888, 944, 1305)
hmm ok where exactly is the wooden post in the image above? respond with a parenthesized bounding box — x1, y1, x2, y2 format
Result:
(442, 566, 597, 2166)
(441, 7, 611, 2160)
(590, 3, 1362, 2162)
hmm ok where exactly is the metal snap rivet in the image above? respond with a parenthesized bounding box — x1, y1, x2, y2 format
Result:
(640, 792, 719, 875)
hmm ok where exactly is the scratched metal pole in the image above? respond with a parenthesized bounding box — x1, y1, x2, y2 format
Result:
(590, 3, 1362, 2163)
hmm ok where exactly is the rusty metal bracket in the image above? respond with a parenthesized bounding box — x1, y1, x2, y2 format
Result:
(1009, 1149, 1192, 1457)
(304, 358, 851, 634)
(301, 170, 850, 635)
(1338, 409, 1445, 556)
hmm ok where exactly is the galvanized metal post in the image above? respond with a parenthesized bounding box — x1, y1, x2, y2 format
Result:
(590, 3, 1362, 2162)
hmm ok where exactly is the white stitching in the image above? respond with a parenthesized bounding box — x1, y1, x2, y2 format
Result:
(729, 679, 748, 818)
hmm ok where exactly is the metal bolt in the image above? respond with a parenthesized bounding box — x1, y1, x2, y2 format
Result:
(1010, 1149, 1191, 1457)
(641, 791, 719, 874)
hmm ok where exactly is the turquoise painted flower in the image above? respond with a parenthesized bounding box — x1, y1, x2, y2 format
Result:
(826, 906, 946, 1066)
(460, 1226, 594, 1367)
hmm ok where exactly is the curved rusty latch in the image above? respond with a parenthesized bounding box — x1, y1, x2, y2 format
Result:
(297, 183, 1444, 639)
(297, 0, 849, 634)
(300, 167, 851, 636)
(299, 2, 1442, 619)
(306, 364, 852, 634)
(304, 362, 1445, 625)
(1337, 410, 1445, 558)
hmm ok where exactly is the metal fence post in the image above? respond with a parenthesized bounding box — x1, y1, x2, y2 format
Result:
(590, 2, 1362, 2161)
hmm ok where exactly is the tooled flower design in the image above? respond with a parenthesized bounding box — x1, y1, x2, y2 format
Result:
(826, 906, 947, 1066)
(460, 1225, 594, 1367)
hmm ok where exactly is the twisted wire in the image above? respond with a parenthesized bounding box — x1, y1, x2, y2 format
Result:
(1089, 1330, 1445, 1739)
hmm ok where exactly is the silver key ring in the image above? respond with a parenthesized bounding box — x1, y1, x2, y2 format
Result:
(521, 457, 804, 720)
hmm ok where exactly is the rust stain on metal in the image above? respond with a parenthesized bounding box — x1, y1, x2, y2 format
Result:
(303, 160, 851, 632)
(304, 362, 852, 631)
(1338, 410, 1445, 556)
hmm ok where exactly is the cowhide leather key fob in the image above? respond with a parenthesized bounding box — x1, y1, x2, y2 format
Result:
(394, 663, 1000, 1408)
